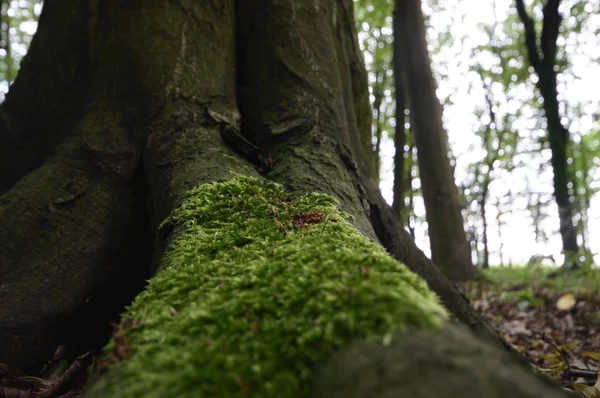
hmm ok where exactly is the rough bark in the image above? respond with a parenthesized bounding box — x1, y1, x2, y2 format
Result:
(235, 0, 378, 242)
(0, 0, 93, 194)
(395, 0, 474, 280)
(0, 1, 577, 397)
(346, 2, 378, 181)
(0, 0, 155, 372)
(515, 0, 579, 260)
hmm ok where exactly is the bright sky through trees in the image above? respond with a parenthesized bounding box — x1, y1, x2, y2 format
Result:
(369, 0, 600, 265)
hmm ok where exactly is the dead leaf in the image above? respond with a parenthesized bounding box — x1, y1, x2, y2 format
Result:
(557, 293, 576, 310)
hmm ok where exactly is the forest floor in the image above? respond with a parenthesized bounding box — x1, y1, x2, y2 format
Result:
(459, 266, 600, 396)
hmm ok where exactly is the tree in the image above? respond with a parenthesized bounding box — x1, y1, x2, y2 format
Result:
(391, 0, 416, 234)
(459, 17, 521, 268)
(353, 0, 396, 184)
(0, 1, 575, 397)
(354, 0, 417, 234)
(394, 0, 474, 280)
(515, 0, 579, 263)
(573, 131, 600, 264)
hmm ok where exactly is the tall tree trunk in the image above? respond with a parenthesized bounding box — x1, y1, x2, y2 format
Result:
(405, 141, 417, 238)
(479, 88, 499, 270)
(0, 1, 575, 397)
(579, 144, 592, 263)
(496, 200, 505, 267)
(515, 0, 579, 262)
(573, 140, 592, 263)
(395, 0, 474, 280)
(481, 186, 490, 269)
(372, 70, 385, 180)
(529, 192, 543, 244)
(392, 3, 407, 222)
(392, 126, 406, 219)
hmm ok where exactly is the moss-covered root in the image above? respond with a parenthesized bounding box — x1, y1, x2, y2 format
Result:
(85, 174, 447, 398)
(315, 323, 577, 398)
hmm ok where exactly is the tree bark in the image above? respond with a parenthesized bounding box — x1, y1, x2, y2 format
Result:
(315, 323, 575, 398)
(395, 0, 474, 280)
(0, 0, 93, 194)
(0, 1, 576, 397)
(0, 0, 153, 372)
(392, 1, 408, 224)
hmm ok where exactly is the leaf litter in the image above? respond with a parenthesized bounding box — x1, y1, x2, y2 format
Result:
(460, 266, 600, 396)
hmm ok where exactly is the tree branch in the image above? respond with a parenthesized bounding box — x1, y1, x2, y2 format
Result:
(514, 0, 541, 73)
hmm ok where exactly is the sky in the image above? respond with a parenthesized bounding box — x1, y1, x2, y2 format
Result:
(376, 0, 600, 266)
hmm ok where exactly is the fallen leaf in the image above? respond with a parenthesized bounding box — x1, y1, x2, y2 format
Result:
(556, 293, 576, 310)
(582, 352, 600, 361)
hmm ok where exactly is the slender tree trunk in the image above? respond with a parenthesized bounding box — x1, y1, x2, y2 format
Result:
(406, 142, 417, 238)
(481, 187, 490, 269)
(529, 193, 543, 244)
(392, 125, 405, 217)
(372, 70, 385, 180)
(392, 3, 406, 222)
(580, 147, 592, 263)
(395, 0, 474, 280)
(461, 179, 479, 267)
(574, 140, 592, 262)
(515, 0, 579, 262)
(497, 201, 505, 267)
(479, 89, 498, 270)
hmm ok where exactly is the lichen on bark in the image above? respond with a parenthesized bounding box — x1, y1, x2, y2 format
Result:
(85, 174, 446, 398)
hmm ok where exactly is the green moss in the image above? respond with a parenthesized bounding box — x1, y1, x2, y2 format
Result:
(86, 174, 447, 398)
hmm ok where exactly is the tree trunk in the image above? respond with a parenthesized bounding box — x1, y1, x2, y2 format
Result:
(573, 139, 592, 263)
(372, 70, 385, 180)
(392, 2, 407, 222)
(406, 144, 417, 238)
(395, 0, 474, 280)
(0, 1, 575, 397)
(481, 189, 490, 269)
(515, 0, 579, 262)
(496, 199, 506, 267)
